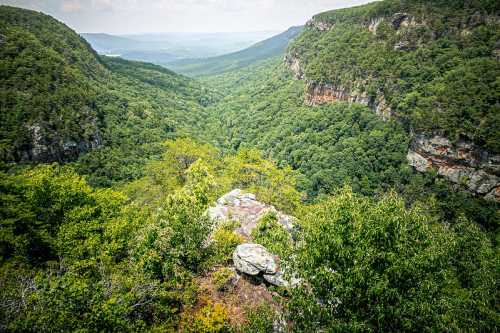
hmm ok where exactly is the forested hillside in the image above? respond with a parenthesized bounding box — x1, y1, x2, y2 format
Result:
(285, 0, 500, 201)
(1, 2, 499, 332)
(0, 5, 214, 185)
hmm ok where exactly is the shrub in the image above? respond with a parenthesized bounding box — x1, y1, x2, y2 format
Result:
(251, 212, 293, 258)
(188, 301, 231, 333)
(288, 187, 499, 332)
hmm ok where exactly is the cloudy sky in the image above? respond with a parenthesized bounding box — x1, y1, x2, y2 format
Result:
(0, 0, 373, 33)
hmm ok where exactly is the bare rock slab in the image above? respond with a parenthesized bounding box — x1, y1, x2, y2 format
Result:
(233, 243, 278, 276)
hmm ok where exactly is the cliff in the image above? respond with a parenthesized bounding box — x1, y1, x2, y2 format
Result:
(284, 0, 500, 201)
(407, 134, 499, 201)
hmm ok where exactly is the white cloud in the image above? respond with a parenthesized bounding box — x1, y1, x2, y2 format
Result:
(0, 0, 375, 33)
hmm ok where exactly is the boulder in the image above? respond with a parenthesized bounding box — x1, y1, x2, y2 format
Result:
(233, 243, 278, 276)
(263, 271, 301, 288)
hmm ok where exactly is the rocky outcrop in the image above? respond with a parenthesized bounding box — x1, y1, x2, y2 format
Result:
(304, 81, 393, 120)
(209, 190, 299, 287)
(368, 17, 384, 34)
(285, 16, 498, 200)
(305, 81, 369, 106)
(391, 13, 417, 29)
(233, 244, 278, 276)
(233, 244, 299, 288)
(21, 121, 102, 162)
(284, 53, 304, 80)
(208, 189, 295, 240)
(407, 134, 500, 202)
(306, 19, 333, 31)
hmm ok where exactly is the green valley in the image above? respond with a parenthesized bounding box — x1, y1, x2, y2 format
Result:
(0, 1, 499, 332)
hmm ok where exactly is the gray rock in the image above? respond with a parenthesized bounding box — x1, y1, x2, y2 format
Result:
(368, 17, 384, 34)
(263, 271, 288, 287)
(207, 189, 295, 239)
(407, 150, 431, 172)
(263, 271, 301, 288)
(233, 243, 278, 276)
(394, 40, 414, 51)
(409, 134, 500, 202)
(467, 170, 499, 194)
(437, 165, 470, 184)
(485, 187, 500, 202)
(392, 13, 411, 28)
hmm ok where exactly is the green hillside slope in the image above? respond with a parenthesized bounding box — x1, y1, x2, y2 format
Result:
(0, 5, 213, 185)
(168, 26, 303, 77)
(0, 5, 105, 162)
(287, 0, 500, 152)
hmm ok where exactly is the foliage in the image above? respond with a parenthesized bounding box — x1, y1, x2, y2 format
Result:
(200, 58, 410, 199)
(212, 267, 236, 292)
(237, 304, 279, 333)
(0, 140, 301, 331)
(210, 223, 245, 266)
(251, 212, 293, 258)
(185, 301, 231, 333)
(1, 2, 499, 332)
(0, 6, 216, 187)
(288, 187, 499, 332)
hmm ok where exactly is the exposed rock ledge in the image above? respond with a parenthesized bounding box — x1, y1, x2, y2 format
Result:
(284, 53, 393, 120)
(306, 18, 333, 31)
(208, 190, 298, 287)
(208, 189, 295, 240)
(286, 13, 500, 202)
(407, 134, 500, 202)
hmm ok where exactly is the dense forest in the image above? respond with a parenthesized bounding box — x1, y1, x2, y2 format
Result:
(1, 1, 499, 332)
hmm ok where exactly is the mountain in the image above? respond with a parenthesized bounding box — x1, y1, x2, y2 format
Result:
(80, 33, 151, 54)
(284, 0, 500, 201)
(167, 26, 303, 77)
(82, 31, 279, 64)
(0, 2, 499, 333)
(0, 5, 212, 184)
(0, 6, 106, 162)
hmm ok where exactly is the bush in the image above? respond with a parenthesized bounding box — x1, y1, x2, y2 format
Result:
(288, 187, 499, 332)
(209, 221, 245, 266)
(212, 267, 236, 292)
(251, 212, 293, 258)
(188, 301, 231, 333)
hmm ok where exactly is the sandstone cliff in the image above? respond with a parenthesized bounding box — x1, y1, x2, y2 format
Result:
(285, 11, 499, 202)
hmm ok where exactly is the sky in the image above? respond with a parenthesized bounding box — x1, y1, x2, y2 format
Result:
(0, 0, 374, 34)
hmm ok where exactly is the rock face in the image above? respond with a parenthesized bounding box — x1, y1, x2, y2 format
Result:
(233, 244, 278, 276)
(285, 16, 499, 201)
(207, 189, 295, 239)
(304, 81, 393, 120)
(21, 122, 102, 162)
(284, 53, 304, 80)
(209, 190, 299, 287)
(306, 18, 333, 31)
(407, 134, 500, 202)
(305, 81, 370, 106)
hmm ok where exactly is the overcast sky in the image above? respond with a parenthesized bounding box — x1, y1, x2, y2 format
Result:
(0, 0, 374, 34)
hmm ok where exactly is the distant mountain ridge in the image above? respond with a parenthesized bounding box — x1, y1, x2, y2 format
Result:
(82, 31, 278, 63)
(167, 26, 304, 77)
